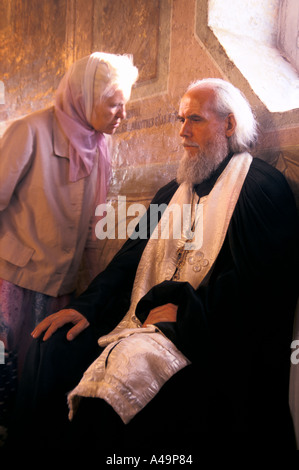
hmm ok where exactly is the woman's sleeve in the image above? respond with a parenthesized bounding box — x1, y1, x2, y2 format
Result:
(0, 119, 34, 211)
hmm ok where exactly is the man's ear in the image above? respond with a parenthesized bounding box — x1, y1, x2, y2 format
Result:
(225, 113, 236, 137)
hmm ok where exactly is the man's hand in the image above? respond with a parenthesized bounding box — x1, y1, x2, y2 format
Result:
(142, 303, 178, 328)
(31, 309, 90, 341)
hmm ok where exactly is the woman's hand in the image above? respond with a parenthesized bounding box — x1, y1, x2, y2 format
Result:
(31, 309, 90, 341)
(142, 303, 178, 328)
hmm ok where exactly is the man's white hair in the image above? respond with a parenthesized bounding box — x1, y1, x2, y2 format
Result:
(187, 78, 258, 153)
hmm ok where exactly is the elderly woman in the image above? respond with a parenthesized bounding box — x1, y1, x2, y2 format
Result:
(0, 52, 138, 439)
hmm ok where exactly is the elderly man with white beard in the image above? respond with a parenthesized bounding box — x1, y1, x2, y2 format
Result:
(9, 79, 298, 453)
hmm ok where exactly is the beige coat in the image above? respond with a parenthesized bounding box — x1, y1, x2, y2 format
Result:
(0, 106, 99, 296)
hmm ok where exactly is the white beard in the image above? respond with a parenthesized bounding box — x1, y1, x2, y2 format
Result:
(176, 134, 229, 185)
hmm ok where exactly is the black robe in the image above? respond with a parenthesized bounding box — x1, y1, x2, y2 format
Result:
(8, 157, 299, 453)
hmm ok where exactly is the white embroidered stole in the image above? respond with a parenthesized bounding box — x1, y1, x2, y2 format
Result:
(99, 152, 252, 346)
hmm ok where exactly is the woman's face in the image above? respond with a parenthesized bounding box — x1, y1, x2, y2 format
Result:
(90, 89, 127, 134)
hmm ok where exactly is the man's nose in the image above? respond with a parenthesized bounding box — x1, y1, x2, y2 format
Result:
(179, 119, 192, 137)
